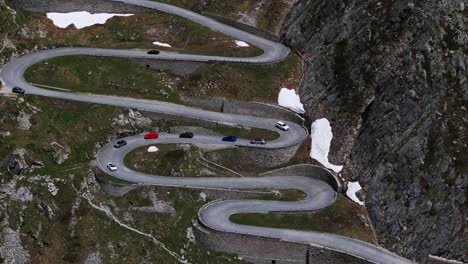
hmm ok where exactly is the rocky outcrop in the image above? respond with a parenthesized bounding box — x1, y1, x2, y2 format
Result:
(282, 0, 467, 262)
(0, 227, 31, 264)
(16, 111, 31, 130)
(48, 142, 70, 165)
(7, 148, 43, 175)
(112, 109, 153, 133)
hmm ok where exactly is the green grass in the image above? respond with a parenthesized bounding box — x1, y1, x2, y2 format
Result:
(13, 10, 262, 57)
(24, 53, 301, 105)
(204, 147, 271, 175)
(230, 195, 375, 243)
(25, 56, 182, 103)
(183, 54, 301, 102)
(0, 96, 119, 175)
(124, 144, 209, 177)
(0, 96, 248, 263)
(255, 189, 306, 201)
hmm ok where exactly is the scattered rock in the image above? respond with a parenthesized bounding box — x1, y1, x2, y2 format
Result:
(7, 148, 42, 175)
(0, 131, 11, 137)
(0, 227, 31, 264)
(16, 111, 31, 130)
(49, 142, 71, 165)
(131, 189, 176, 214)
(17, 27, 31, 40)
(0, 176, 33, 202)
(2, 36, 16, 51)
(112, 109, 152, 131)
(199, 192, 207, 202)
(84, 251, 102, 264)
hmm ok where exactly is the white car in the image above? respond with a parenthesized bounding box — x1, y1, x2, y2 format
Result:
(275, 121, 290, 131)
(107, 162, 117, 171)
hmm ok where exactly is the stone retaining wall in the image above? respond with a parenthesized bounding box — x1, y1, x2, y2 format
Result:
(186, 97, 304, 124)
(193, 220, 371, 264)
(423, 256, 464, 264)
(95, 173, 138, 197)
(259, 164, 343, 193)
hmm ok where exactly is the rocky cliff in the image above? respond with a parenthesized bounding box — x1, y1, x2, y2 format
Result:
(282, 0, 467, 262)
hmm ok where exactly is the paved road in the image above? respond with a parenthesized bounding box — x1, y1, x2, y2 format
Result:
(0, 1, 414, 263)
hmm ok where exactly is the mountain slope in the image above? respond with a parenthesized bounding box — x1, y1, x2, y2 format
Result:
(281, 0, 467, 262)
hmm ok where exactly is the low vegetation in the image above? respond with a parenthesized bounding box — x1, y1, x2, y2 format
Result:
(25, 56, 183, 103)
(25, 53, 301, 104)
(0, 96, 248, 263)
(230, 195, 375, 243)
(13, 10, 261, 57)
(124, 144, 213, 177)
(157, 0, 292, 32)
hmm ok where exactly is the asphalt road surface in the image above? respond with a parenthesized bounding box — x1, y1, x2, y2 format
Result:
(0, 1, 414, 263)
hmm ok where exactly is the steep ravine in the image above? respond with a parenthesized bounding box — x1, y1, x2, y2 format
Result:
(282, 0, 467, 262)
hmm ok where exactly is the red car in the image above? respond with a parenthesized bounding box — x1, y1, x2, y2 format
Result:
(144, 132, 159, 139)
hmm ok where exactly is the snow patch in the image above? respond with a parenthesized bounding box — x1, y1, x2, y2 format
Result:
(153, 41, 172, 47)
(148, 146, 159, 153)
(235, 40, 250, 47)
(46, 12, 133, 29)
(278, 87, 305, 114)
(346, 181, 364, 206)
(310, 118, 343, 173)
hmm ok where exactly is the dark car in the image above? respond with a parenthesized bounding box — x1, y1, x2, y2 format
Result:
(147, 50, 160, 55)
(114, 140, 127, 148)
(12, 87, 25, 94)
(179, 132, 194, 139)
(250, 138, 266, 145)
(222, 136, 237, 142)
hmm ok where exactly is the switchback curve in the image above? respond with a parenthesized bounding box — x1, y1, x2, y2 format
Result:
(0, 1, 413, 263)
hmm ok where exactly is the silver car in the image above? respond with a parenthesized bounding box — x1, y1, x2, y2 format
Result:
(250, 138, 267, 145)
(107, 162, 117, 171)
(275, 121, 290, 131)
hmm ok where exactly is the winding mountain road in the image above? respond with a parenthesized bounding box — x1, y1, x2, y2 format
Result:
(0, 1, 414, 263)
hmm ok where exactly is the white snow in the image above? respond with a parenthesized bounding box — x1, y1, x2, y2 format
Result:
(235, 40, 250, 47)
(278, 87, 305, 114)
(310, 118, 343, 173)
(153, 41, 172, 48)
(346, 181, 364, 205)
(148, 146, 159, 153)
(46, 12, 133, 29)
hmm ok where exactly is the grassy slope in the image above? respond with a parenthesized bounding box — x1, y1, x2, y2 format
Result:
(156, 0, 290, 32)
(124, 144, 208, 177)
(24, 53, 300, 103)
(24, 56, 183, 103)
(13, 11, 261, 57)
(1, 1, 375, 260)
(230, 195, 375, 243)
(0, 96, 247, 263)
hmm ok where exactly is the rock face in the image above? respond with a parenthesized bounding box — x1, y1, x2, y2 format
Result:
(282, 0, 467, 262)
(48, 142, 70, 165)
